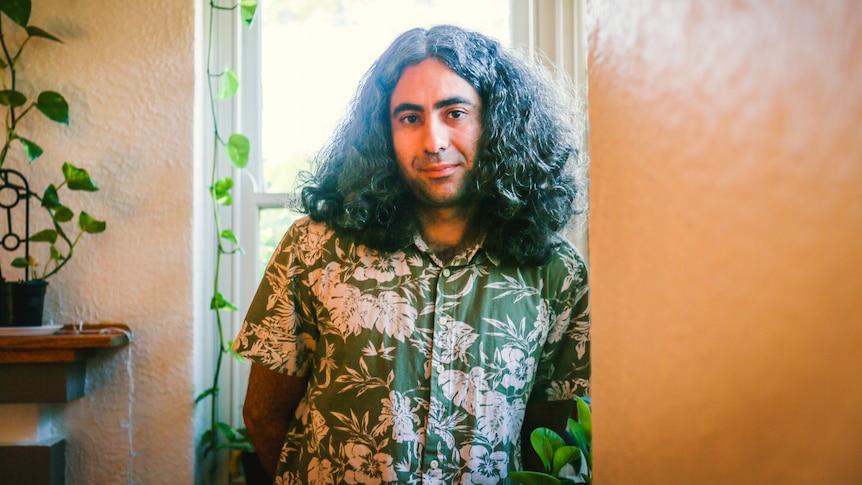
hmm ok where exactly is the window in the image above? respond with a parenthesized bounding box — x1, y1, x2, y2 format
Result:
(217, 0, 588, 456)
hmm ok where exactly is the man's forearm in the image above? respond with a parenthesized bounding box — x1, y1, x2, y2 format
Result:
(244, 410, 290, 479)
(243, 363, 309, 480)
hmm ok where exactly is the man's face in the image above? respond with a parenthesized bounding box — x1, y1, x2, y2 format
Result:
(389, 58, 482, 210)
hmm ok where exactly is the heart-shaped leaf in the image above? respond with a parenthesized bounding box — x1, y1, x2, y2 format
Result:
(36, 91, 69, 124)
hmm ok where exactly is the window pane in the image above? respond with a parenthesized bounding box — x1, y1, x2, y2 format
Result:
(260, 0, 511, 193)
(258, 207, 302, 276)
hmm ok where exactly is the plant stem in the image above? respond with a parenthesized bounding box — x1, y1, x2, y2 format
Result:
(205, 0, 230, 467)
(206, 0, 220, 458)
(0, 17, 17, 168)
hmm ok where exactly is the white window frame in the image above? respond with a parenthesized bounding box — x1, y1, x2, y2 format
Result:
(199, 1, 589, 469)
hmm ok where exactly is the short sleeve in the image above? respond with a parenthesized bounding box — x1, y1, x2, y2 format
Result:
(530, 242, 591, 402)
(232, 218, 320, 376)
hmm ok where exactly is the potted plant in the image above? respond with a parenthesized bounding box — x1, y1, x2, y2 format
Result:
(0, 0, 106, 327)
(509, 396, 593, 485)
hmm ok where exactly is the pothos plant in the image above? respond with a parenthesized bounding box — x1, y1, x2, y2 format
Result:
(195, 0, 258, 477)
(0, 0, 105, 283)
(510, 396, 593, 485)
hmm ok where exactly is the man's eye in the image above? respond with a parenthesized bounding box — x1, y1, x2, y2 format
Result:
(401, 114, 420, 124)
(449, 110, 466, 119)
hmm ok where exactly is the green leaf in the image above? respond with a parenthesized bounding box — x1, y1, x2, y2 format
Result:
(533, 427, 566, 451)
(17, 136, 43, 161)
(211, 177, 234, 206)
(79, 212, 106, 234)
(0, 90, 27, 107)
(41, 184, 61, 209)
(576, 397, 592, 443)
(35, 91, 69, 124)
(29, 229, 57, 243)
(530, 429, 559, 473)
(225, 134, 249, 169)
(63, 162, 99, 191)
(53, 206, 73, 223)
(568, 421, 589, 457)
(507, 471, 562, 485)
(11, 256, 34, 268)
(216, 69, 239, 100)
(220, 229, 238, 245)
(26, 25, 63, 43)
(240, 0, 258, 27)
(213, 177, 233, 193)
(229, 345, 245, 361)
(0, 0, 31, 27)
(552, 445, 583, 476)
(194, 387, 217, 405)
(216, 421, 238, 441)
(566, 418, 578, 439)
(210, 292, 238, 311)
(49, 245, 63, 261)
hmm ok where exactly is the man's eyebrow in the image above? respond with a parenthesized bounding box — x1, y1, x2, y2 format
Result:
(391, 97, 478, 116)
(434, 97, 477, 110)
(392, 103, 423, 116)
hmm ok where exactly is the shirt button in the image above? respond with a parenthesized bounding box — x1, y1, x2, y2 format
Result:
(436, 364, 445, 374)
(439, 316, 449, 325)
(442, 268, 451, 277)
(429, 460, 439, 469)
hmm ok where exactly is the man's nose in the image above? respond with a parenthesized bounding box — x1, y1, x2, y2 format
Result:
(423, 116, 449, 154)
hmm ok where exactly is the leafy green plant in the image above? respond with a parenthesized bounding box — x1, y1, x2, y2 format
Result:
(0, 0, 105, 282)
(195, 0, 258, 478)
(510, 396, 593, 485)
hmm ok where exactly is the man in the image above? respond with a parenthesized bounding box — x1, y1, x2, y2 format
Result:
(233, 25, 589, 484)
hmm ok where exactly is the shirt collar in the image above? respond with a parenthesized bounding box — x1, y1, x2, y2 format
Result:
(410, 232, 501, 267)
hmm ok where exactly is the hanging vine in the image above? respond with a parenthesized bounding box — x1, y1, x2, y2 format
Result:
(196, 0, 258, 479)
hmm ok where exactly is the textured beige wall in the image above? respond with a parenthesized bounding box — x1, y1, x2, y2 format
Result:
(588, 1, 862, 483)
(0, 0, 196, 483)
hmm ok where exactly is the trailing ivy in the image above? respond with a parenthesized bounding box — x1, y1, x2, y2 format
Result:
(196, 0, 258, 481)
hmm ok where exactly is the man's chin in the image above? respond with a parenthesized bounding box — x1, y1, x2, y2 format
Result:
(413, 192, 480, 210)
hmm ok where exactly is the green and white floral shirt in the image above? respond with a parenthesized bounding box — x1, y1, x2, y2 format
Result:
(233, 217, 590, 485)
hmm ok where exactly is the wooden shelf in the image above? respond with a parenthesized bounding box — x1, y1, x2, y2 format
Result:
(0, 323, 130, 364)
(0, 323, 131, 403)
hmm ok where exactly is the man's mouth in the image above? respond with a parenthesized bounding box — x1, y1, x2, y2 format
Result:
(420, 162, 459, 178)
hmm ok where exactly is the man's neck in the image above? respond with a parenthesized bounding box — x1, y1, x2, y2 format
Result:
(416, 205, 479, 264)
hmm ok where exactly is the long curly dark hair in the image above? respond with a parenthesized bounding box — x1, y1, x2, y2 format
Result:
(298, 25, 583, 266)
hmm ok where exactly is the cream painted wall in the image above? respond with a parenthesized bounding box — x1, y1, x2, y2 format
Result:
(588, 1, 862, 483)
(0, 0, 196, 483)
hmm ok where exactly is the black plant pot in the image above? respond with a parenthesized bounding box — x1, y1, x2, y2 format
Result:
(0, 280, 48, 327)
(241, 451, 270, 485)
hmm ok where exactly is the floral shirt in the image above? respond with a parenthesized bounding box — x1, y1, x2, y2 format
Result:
(233, 217, 590, 485)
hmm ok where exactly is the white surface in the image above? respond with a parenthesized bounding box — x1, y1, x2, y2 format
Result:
(0, 325, 62, 337)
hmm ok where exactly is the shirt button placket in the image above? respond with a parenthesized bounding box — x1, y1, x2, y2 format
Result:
(426, 266, 450, 473)
(436, 315, 448, 376)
